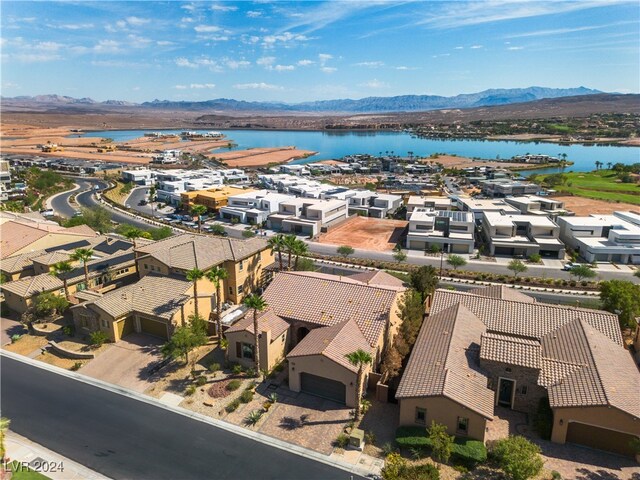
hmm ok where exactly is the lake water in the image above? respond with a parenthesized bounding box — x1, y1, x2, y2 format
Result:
(78, 129, 639, 175)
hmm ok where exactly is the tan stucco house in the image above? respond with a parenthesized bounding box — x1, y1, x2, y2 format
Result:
(134, 234, 273, 306)
(397, 285, 640, 457)
(70, 274, 198, 342)
(225, 270, 406, 407)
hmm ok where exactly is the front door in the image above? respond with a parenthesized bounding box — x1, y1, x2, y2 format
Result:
(498, 378, 515, 408)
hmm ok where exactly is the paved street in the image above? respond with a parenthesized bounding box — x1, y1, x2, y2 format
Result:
(1, 355, 364, 480)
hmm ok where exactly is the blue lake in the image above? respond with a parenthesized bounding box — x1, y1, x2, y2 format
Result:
(78, 129, 639, 175)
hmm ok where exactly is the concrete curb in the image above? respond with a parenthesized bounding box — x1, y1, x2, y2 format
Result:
(6, 431, 111, 480)
(1, 350, 376, 478)
(46, 183, 80, 213)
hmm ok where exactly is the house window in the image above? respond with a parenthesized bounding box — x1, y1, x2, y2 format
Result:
(241, 342, 254, 359)
(457, 417, 469, 434)
(415, 407, 426, 425)
(101, 319, 108, 328)
(519, 385, 528, 395)
(229, 286, 233, 295)
(237, 284, 244, 294)
(144, 264, 148, 270)
(239, 260, 244, 271)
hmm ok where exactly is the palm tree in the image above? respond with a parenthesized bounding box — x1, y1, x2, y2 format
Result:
(186, 268, 205, 321)
(71, 248, 93, 290)
(345, 349, 373, 421)
(50, 260, 73, 300)
(291, 239, 309, 271)
(124, 226, 146, 249)
(242, 294, 268, 376)
(267, 234, 286, 271)
(607, 162, 613, 170)
(206, 266, 228, 342)
(283, 234, 298, 271)
(191, 205, 208, 233)
(595, 160, 602, 170)
(0, 417, 10, 463)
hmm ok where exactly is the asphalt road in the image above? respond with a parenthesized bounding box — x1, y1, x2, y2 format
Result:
(1, 356, 364, 480)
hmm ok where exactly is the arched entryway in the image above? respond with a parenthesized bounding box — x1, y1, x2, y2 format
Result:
(296, 326, 310, 344)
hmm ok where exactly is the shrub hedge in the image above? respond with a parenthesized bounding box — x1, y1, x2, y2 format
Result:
(395, 427, 487, 468)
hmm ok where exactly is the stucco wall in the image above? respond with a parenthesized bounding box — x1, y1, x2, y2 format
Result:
(226, 327, 288, 371)
(288, 355, 361, 407)
(551, 406, 640, 444)
(398, 397, 488, 442)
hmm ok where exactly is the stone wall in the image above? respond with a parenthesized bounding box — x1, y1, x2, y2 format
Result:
(480, 359, 547, 414)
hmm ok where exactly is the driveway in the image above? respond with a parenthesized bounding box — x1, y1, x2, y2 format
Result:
(79, 333, 163, 393)
(1, 315, 27, 347)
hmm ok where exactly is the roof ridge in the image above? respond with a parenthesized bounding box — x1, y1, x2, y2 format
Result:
(281, 270, 400, 293)
(573, 318, 611, 407)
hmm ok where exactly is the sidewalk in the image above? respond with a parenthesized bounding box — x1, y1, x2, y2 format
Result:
(5, 431, 110, 480)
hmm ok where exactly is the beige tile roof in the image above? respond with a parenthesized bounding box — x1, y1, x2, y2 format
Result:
(135, 234, 268, 270)
(1, 249, 47, 273)
(480, 332, 541, 369)
(287, 319, 372, 373)
(31, 251, 73, 266)
(468, 284, 536, 303)
(1, 273, 63, 297)
(541, 319, 640, 416)
(226, 309, 290, 339)
(262, 271, 399, 346)
(396, 303, 494, 419)
(349, 270, 407, 290)
(81, 274, 192, 320)
(431, 288, 623, 346)
(1, 220, 97, 258)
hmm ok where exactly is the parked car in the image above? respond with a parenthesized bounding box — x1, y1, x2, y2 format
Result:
(39, 208, 54, 217)
(563, 262, 588, 271)
(138, 199, 148, 206)
(72, 211, 83, 218)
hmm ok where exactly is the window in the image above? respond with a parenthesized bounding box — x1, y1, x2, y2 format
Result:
(241, 342, 254, 359)
(415, 407, 426, 425)
(237, 284, 244, 294)
(229, 286, 233, 295)
(457, 417, 469, 434)
(239, 260, 244, 271)
(101, 319, 108, 328)
(144, 264, 148, 270)
(235, 342, 242, 358)
(519, 385, 528, 395)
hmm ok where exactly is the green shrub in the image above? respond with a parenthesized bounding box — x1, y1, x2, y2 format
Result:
(245, 367, 257, 378)
(10, 334, 21, 344)
(226, 379, 241, 391)
(62, 325, 75, 336)
(245, 409, 263, 426)
(195, 376, 207, 387)
(232, 364, 244, 375)
(208, 362, 221, 373)
(185, 385, 196, 396)
(240, 390, 254, 403)
(492, 436, 543, 480)
(70, 361, 82, 371)
(268, 392, 278, 403)
(551, 471, 562, 480)
(225, 399, 240, 413)
(334, 433, 349, 448)
(395, 426, 487, 467)
(89, 330, 109, 347)
(381, 453, 439, 480)
(365, 431, 376, 445)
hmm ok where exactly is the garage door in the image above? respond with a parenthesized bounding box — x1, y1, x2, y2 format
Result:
(494, 247, 515, 256)
(300, 372, 346, 404)
(451, 244, 469, 254)
(566, 422, 638, 457)
(116, 317, 135, 339)
(140, 317, 168, 339)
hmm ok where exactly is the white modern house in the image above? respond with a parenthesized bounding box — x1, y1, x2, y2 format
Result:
(482, 211, 565, 259)
(348, 192, 403, 218)
(219, 190, 291, 225)
(504, 196, 569, 218)
(457, 197, 520, 222)
(480, 179, 540, 198)
(406, 196, 453, 218)
(557, 211, 640, 264)
(267, 198, 348, 236)
(405, 209, 475, 254)
(153, 169, 243, 206)
(121, 169, 155, 185)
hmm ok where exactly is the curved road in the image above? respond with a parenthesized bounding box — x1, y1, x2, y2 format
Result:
(2, 355, 361, 480)
(54, 178, 153, 230)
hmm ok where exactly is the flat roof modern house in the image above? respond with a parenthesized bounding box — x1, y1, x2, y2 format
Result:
(405, 209, 475, 254)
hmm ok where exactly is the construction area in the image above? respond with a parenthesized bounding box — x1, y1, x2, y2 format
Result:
(317, 216, 408, 252)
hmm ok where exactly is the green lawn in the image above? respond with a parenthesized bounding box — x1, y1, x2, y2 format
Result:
(539, 170, 640, 205)
(8, 461, 51, 480)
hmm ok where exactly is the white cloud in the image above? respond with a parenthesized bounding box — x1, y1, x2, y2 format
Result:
(233, 82, 283, 90)
(12, 53, 61, 62)
(257, 56, 276, 66)
(226, 59, 251, 69)
(211, 4, 237, 11)
(156, 40, 174, 46)
(262, 31, 311, 47)
(181, 17, 195, 24)
(507, 46, 524, 50)
(34, 41, 64, 52)
(470, 45, 483, 49)
(128, 35, 152, 48)
(454, 46, 464, 49)
(297, 59, 315, 66)
(247, 10, 263, 18)
(274, 64, 295, 71)
(190, 83, 216, 89)
(354, 61, 384, 68)
(2, 81, 19, 89)
(318, 53, 333, 65)
(358, 79, 389, 89)
(56, 23, 94, 30)
(175, 57, 199, 68)
(174, 85, 188, 90)
(94, 39, 121, 53)
(320, 66, 337, 73)
(506, 21, 637, 38)
(126, 16, 150, 26)
(432, 53, 451, 58)
(195, 25, 221, 33)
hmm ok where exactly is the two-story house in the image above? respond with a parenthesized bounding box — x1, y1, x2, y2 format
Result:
(405, 209, 475, 254)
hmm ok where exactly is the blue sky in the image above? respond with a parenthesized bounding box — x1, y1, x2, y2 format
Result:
(2, 1, 639, 102)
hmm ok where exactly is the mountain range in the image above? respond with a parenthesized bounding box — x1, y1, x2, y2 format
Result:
(1, 87, 606, 114)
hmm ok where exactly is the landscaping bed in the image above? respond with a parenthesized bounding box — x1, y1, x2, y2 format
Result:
(3, 334, 49, 356)
(207, 376, 244, 399)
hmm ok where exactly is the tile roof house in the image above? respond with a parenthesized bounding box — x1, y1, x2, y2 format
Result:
(225, 270, 406, 407)
(396, 286, 640, 457)
(134, 233, 273, 305)
(70, 274, 195, 342)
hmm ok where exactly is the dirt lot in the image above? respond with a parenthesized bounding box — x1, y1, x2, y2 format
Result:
(213, 147, 316, 167)
(318, 216, 408, 251)
(421, 154, 530, 170)
(553, 195, 639, 215)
